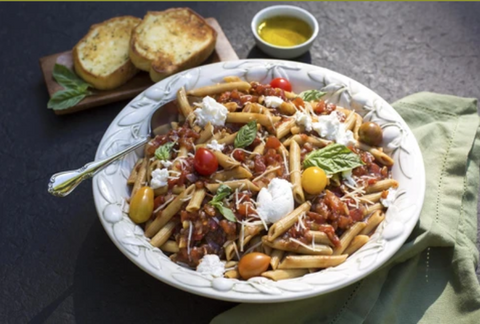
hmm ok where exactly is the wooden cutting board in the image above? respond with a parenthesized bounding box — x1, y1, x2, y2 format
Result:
(39, 17, 238, 115)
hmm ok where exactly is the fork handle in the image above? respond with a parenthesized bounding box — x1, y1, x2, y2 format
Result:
(48, 138, 148, 197)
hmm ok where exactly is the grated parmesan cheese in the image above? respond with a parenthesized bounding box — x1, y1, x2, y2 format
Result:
(187, 221, 193, 257)
(153, 196, 175, 214)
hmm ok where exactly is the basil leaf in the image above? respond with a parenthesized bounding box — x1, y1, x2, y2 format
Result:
(299, 90, 326, 102)
(47, 88, 90, 110)
(234, 120, 257, 148)
(211, 184, 232, 204)
(53, 63, 91, 89)
(209, 185, 236, 221)
(75, 83, 90, 92)
(155, 142, 175, 161)
(303, 144, 364, 175)
(210, 201, 237, 222)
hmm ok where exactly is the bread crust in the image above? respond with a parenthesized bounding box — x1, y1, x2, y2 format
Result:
(73, 16, 141, 90)
(129, 8, 217, 83)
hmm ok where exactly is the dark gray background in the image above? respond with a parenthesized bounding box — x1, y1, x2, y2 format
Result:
(0, 2, 479, 323)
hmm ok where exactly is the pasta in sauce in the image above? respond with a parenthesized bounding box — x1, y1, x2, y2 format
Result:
(127, 77, 398, 281)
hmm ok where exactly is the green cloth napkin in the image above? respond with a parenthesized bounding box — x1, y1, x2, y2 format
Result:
(212, 92, 480, 324)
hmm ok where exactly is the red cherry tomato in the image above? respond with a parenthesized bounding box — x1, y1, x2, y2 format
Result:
(194, 148, 218, 176)
(270, 78, 292, 92)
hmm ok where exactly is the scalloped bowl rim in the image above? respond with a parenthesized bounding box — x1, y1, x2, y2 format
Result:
(92, 59, 425, 303)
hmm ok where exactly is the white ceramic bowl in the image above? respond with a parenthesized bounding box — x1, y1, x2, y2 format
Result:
(93, 59, 425, 303)
(251, 5, 319, 59)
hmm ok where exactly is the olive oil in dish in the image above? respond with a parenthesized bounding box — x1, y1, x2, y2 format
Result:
(257, 16, 313, 47)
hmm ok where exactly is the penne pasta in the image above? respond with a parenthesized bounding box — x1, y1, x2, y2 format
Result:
(306, 231, 334, 246)
(269, 249, 284, 270)
(224, 269, 240, 279)
(171, 121, 179, 130)
(278, 142, 289, 158)
(360, 210, 385, 235)
(343, 110, 357, 131)
(283, 134, 331, 148)
(205, 180, 260, 193)
(278, 255, 348, 269)
(252, 142, 265, 155)
(276, 118, 296, 139)
(225, 260, 238, 268)
(127, 158, 143, 186)
(284, 91, 297, 100)
(333, 222, 366, 255)
(245, 223, 264, 237)
(171, 184, 185, 195)
(290, 140, 305, 204)
(365, 179, 399, 194)
(343, 235, 369, 255)
(262, 269, 308, 281)
(223, 102, 238, 112)
(246, 235, 262, 253)
(279, 102, 296, 115)
(267, 202, 311, 241)
(336, 107, 352, 116)
(290, 126, 301, 134)
(224, 76, 242, 83)
(195, 122, 214, 144)
(242, 227, 265, 252)
(211, 166, 253, 181)
(150, 220, 178, 248)
(217, 132, 238, 145)
(263, 245, 272, 256)
(131, 158, 148, 198)
(154, 186, 168, 197)
(145, 156, 152, 184)
(364, 203, 384, 216)
(213, 151, 241, 170)
(186, 188, 206, 212)
(243, 102, 270, 114)
(187, 81, 251, 97)
(176, 87, 193, 118)
(359, 192, 383, 204)
(226, 112, 281, 128)
(172, 145, 189, 172)
(263, 236, 333, 255)
(145, 184, 195, 238)
(353, 113, 362, 140)
(160, 240, 179, 253)
(224, 241, 236, 261)
(356, 142, 394, 166)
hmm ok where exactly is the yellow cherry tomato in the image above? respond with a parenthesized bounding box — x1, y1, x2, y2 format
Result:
(301, 167, 328, 195)
(129, 186, 154, 224)
(238, 252, 271, 280)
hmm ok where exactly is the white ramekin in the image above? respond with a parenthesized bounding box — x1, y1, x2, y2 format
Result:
(251, 5, 319, 59)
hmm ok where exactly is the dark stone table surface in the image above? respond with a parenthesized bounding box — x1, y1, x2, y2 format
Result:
(0, 2, 479, 323)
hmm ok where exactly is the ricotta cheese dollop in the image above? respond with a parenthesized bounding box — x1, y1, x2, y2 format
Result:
(256, 178, 294, 224)
(311, 112, 357, 146)
(380, 188, 397, 207)
(194, 96, 228, 127)
(150, 168, 169, 189)
(295, 111, 313, 132)
(264, 96, 284, 108)
(206, 139, 225, 152)
(196, 254, 225, 278)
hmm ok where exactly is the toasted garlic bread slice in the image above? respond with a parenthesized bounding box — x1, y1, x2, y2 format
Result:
(130, 8, 217, 82)
(73, 16, 141, 90)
